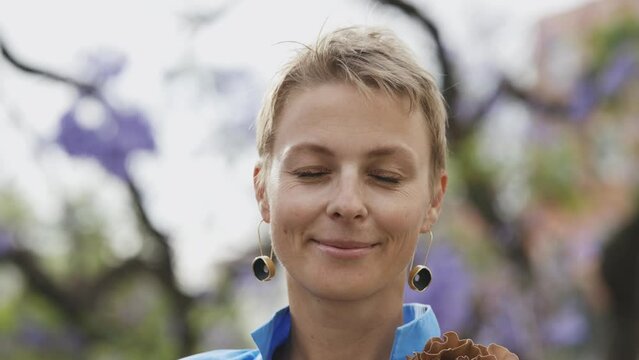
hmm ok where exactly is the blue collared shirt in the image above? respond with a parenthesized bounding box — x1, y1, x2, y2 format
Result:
(183, 303, 440, 360)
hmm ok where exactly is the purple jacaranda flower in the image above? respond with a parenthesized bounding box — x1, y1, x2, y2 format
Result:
(56, 97, 155, 181)
(0, 228, 14, 256)
(475, 283, 536, 357)
(404, 241, 474, 333)
(599, 49, 637, 97)
(83, 51, 127, 88)
(541, 301, 589, 346)
(569, 74, 598, 121)
(18, 322, 85, 353)
(19, 322, 49, 349)
(476, 307, 524, 353)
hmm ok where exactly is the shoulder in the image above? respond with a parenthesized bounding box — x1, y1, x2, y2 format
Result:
(180, 349, 261, 360)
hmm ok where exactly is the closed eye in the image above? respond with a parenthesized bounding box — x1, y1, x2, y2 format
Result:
(369, 171, 402, 184)
(291, 168, 331, 179)
(371, 175, 400, 184)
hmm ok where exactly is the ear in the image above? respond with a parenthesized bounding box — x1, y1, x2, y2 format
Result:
(253, 163, 271, 223)
(420, 170, 448, 233)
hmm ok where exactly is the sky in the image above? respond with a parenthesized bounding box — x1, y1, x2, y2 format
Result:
(0, 0, 592, 293)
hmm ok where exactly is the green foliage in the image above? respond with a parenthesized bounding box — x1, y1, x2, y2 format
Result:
(189, 271, 246, 350)
(62, 197, 117, 281)
(590, 15, 639, 70)
(0, 190, 33, 232)
(452, 136, 499, 215)
(528, 136, 584, 210)
(0, 286, 76, 359)
(87, 274, 179, 359)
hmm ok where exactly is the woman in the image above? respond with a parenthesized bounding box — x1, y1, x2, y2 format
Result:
(186, 25, 448, 360)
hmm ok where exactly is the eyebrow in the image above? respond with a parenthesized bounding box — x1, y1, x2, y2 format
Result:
(366, 146, 415, 160)
(284, 142, 334, 157)
(283, 142, 417, 162)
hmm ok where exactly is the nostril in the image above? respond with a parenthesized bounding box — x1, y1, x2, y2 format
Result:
(328, 204, 367, 221)
(325, 184, 368, 220)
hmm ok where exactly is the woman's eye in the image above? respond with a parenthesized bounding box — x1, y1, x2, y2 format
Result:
(292, 168, 330, 178)
(370, 172, 401, 184)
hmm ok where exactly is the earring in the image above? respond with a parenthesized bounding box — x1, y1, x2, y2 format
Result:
(408, 231, 433, 292)
(252, 220, 276, 281)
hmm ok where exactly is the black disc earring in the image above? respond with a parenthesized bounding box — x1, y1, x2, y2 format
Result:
(252, 220, 276, 281)
(408, 231, 434, 292)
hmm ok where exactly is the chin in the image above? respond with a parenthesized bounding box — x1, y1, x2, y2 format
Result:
(290, 270, 394, 302)
(312, 285, 377, 302)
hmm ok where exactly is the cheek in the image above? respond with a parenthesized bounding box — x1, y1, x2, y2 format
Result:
(374, 192, 429, 264)
(267, 181, 323, 250)
(270, 185, 318, 224)
(376, 192, 427, 234)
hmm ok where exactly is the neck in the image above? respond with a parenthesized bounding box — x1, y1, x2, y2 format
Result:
(276, 273, 405, 360)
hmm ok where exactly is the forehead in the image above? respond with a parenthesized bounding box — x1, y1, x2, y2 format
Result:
(273, 82, 430, 161)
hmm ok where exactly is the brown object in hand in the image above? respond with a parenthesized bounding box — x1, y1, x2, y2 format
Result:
(407, 331, 519, 360)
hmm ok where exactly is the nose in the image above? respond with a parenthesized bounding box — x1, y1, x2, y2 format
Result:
(326, 171, 368, 221)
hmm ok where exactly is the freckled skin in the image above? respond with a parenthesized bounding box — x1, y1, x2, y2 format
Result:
(255, 82, 446, 302)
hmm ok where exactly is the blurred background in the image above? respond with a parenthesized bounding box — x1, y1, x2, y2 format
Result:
(0, 0, 638, 359)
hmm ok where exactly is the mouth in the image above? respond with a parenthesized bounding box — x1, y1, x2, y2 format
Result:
(311, 239, 379, 259)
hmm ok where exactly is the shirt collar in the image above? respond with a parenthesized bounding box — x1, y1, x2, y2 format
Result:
(250, 303, 440, 360)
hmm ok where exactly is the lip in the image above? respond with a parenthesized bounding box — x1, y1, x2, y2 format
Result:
(312, 239, 379, 259)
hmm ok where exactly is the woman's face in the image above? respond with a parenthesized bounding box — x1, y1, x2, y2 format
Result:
(255, 82, 446, 301)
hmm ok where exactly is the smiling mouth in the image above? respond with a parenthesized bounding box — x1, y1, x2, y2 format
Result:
(311, 239, 379, 259)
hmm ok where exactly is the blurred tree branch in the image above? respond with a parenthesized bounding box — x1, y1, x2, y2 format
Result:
(375, 0, 571, 142)
(375, 0, 462, 137)
(0, 37, 196, 356)
(0, 248, 83, 323)
(0, 35, 98, 95)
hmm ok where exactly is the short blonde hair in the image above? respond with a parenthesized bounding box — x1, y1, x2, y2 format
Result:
(256, 26, 448, 187)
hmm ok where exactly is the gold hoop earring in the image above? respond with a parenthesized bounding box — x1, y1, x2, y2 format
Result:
(252, 220, 276, 281)
(408, 231, 433, 292)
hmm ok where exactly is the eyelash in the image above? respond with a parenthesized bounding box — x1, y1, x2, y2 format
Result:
(371, 174, 401, 184)
(293, 169, 330, 178)
(291, 169, 402, 184)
